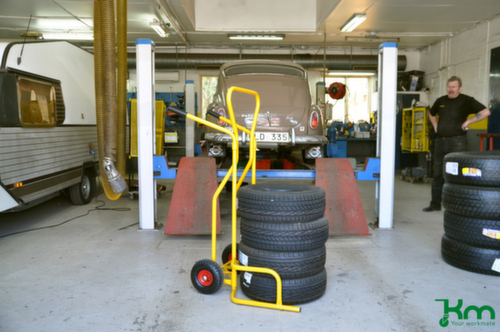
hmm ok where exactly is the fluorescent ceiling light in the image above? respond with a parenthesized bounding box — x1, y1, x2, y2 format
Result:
(345, 36, 399, 43)
(228, 34, 285, 40)
(20, 31, 43, 38)
(150, 20, 169, 38)
(340, 13, 366, 32)
(43, 33, 93, 40)
(328, 71, 375, 76)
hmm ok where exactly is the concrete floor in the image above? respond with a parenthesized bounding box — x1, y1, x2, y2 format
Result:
(0, 175, 498, 332)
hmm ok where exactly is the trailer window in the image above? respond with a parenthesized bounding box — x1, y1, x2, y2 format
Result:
(18, 77, 57, 127)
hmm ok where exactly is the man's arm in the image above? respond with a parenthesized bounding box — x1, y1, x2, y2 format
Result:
(461, 108, 491, 130)
(429, 112, 438, 132)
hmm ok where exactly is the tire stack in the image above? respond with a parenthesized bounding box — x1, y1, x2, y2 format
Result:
(441, 151, 500, 276)
(236, 183, 329, 305)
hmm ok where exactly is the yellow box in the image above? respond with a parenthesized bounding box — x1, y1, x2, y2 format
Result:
(401, 107, 430, 153)
(466, 114, 488, 130)
(164, 132, 178, 143)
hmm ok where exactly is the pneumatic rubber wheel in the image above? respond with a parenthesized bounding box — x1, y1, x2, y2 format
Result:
(69, 171, 95, 205)
(191, 259, 224, 294)
(237, 183, 326, 222)
(221, 243, 240, 274)
(221, 243, 239, 265)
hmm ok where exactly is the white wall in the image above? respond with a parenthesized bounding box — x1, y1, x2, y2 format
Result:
(420, 15, 500, 106)
(419, 15, 500, 151)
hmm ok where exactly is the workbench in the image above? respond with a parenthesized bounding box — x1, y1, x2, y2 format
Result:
(336, 137, 377, 163)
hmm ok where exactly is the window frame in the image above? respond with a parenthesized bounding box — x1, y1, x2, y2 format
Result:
(18, 76, 58, 127)
(198, 73, 219, 120)
(325, 74, 374, 124)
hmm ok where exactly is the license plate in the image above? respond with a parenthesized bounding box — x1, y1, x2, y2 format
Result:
(254, 132, 289, 142)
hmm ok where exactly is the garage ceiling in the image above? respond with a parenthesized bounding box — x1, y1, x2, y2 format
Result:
(1, 0, 500, 51)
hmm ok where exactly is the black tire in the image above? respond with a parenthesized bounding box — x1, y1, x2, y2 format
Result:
(238, 242, 326, 279)
(443, 151, 500, 187)
(69, 171, 95, 205)
(444, 211, 500, 249)
(222, 243, 239, 264)
(442, 183, 500, 220)
(240, 216, 329, 252)
(441, 235, 500, 276)
(237, 183, 326, 222)
(190, 259, 224, 294)
(240, 268, 327, 305)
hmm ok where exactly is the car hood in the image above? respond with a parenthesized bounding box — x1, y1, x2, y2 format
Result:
(223, 75, 311, 129)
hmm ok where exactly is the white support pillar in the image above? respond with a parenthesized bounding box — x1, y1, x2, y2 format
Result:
(375, 42, 398, 230)
(185, 80, 195, 157)
(136, 39, 156, 230)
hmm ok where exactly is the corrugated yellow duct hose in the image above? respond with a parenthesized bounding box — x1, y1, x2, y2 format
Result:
(93, 0, 123, 199)
(116, 0, 127, 178)
(101, 0, 117, 162)
(101, 0, 127, 194)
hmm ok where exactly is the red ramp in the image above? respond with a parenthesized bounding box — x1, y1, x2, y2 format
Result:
(315, 158, 370, 236)
(165, 157, 222, 235)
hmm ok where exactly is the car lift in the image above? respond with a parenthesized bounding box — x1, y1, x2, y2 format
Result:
(136, 40, 396, 236)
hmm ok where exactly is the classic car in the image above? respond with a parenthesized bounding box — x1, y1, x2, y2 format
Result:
(205, 60, 327, 163)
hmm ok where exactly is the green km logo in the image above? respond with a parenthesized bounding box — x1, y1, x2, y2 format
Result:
(436, 299, 496, 328)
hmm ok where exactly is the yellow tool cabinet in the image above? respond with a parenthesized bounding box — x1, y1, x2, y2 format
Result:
(401, 106, 430, 153)
(130, 99, 166, 157)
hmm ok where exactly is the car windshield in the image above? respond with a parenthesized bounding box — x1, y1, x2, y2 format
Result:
(224, 64, 306, 80)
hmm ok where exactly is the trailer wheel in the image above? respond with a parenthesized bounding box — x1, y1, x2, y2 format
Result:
(191, 259, 224, 294)
(69, 171, 95, 205)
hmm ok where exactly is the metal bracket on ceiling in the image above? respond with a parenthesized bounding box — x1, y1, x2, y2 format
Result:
(155, 0, 189, 46)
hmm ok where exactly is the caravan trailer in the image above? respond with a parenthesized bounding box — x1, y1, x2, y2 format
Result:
(0, 41, 98, 212)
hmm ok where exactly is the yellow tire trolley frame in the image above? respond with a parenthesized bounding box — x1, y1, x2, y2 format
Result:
(169, 86, 300, 312)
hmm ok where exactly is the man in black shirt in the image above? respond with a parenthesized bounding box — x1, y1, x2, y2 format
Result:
(423, 76, 491, 212)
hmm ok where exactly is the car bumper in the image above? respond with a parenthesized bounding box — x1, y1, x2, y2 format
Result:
(205, 132, 328, 148)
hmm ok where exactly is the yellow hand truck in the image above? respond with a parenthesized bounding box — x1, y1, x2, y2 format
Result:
(168, 86, 300, 312)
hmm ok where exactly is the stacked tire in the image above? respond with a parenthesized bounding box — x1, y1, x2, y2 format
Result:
(441, 151, 500, 276)
(236, 183, 329, 304)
